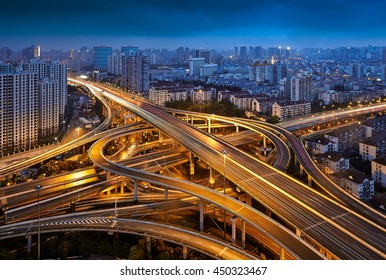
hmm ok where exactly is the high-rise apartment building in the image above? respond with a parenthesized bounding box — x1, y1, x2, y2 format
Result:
(381, 64, 386, 81)
(289, 74, 312, 101)
(109, 52, 122, 75)
(0, 47, 12, 63)
(0, 71, 39, 156)
(122, 53, 150, 93)
(94, 46, 112, 71)
(21, 59, 68, 138)
(349, 63, 364, 80)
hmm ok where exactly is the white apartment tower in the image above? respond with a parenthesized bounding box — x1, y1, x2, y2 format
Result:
(290, 74, 312, 101)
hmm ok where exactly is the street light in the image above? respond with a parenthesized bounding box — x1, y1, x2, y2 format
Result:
(35, 185, 43, 260)
(221, 150, 228, 240)
(77, 127, 80, 161)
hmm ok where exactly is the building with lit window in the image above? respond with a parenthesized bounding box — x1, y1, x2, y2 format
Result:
(372, 158, 386, 188)
(122, 53, 150, 93)
(93, 46, 112, 72)
(0, 71, 39, 156)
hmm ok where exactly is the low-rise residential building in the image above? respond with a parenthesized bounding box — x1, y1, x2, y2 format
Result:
(329, 168, 374, 200)
(359, 131, 386, 161)
(324, 124, 367, 153)
(305, 135, 338, 155)
(272, 100, 311, 119)
(372, 158, 386, 188)
(361, 115, 386, 136)
(316, 151, 350, 174)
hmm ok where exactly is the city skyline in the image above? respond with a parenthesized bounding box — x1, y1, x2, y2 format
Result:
(1, 0, 386, 50)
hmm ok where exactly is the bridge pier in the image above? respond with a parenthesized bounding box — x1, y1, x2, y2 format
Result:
(70, 202, 76, 213)
(189, 154, 195, 179)
(307, 174, 313, 187)
(158, 131, 164, 149)
(266, 209, 272, 217)
(245, 194, 252, 206)
(133, 179, 138, 202)
(209, 166, 215, 188)
(241, 220, 246, 249)
(280, 247, 285, 260)
(182, 245, 188, 259)
(164, 187, 168, 200)
(299, 165, 304, 177)
(263, 136, 267, 156)
(146, 236, 151, 255)
(207, 118, 211, 134)
(235, 125, 239, 133)
(26, 235, 32, 253)
(120, 181, 125, 194)
(296, 228, 301, 237)
(230, 216, 238, 244)
(106, 171, 110, 179)
(199, 199, 204, 232)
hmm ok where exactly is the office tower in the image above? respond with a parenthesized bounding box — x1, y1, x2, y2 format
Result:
(184, 47, 190, 62)
(121, 46, 139, 56)
(240, 46, 247, 60)
(23, 45, 40, 61)
(199, 49, 211, 64)
(290, 74, 312, 101)
(382, 48, 386, 63)
(285, 47, 290, 59)
(349, 63, 364, 79)
(122, 53, 150, 93)
(80, 46, 93, 66)
(381, 64, 386, 81)
(234, 46, 238, 57)
(176, 47, 184, 63)
(93, 46, 112, 71)
(0, 71, 39, 156)
(68, 49, 81, 72)
(189, 58, 205, 76)
(0, 47, 12, 63)
(21, 60, 68, 138)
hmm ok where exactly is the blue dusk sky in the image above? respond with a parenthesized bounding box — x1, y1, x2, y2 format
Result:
(1, 0, 386, 50)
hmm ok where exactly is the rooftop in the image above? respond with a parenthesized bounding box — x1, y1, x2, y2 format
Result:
(330, 168, 371, 184)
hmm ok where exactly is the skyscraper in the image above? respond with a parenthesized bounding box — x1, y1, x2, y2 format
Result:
(0, 47, 12, 63)
(94, 46, 112, 71)
(349, 63, 364, 80)
(122, 53, 150, 93)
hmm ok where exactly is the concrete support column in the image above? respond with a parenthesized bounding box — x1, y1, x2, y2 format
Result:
(199, 199, 204, 232)
(164, 187, 169, 200)
(241, 220, 246, 249)
(191, 115, 194, 125)
(245, 194, 252, 206)
(280, 247, 285, 260)
(70, 203, 76, 213)
(307, 174, 313, 187)
(208, 118, 211, 134)
(189, 154, 195, 178)
(120, 181, 125, 194)
(106, 171, 110, 179)
(299, 165, 304, 177)
(266, 209, 272, 217)
(133, 179, 138, 202)
(158, 131, 163, 149)
(230, 216, 238, 244)
(27, 235, 32, 253)
(263, 136, 267, 156)
(183, 246, 188, 259)
(209, 166, 215, 188)
(146, 237, 151, 255)
(296, 228, 301, 237)
(235, 125, 239, 133)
